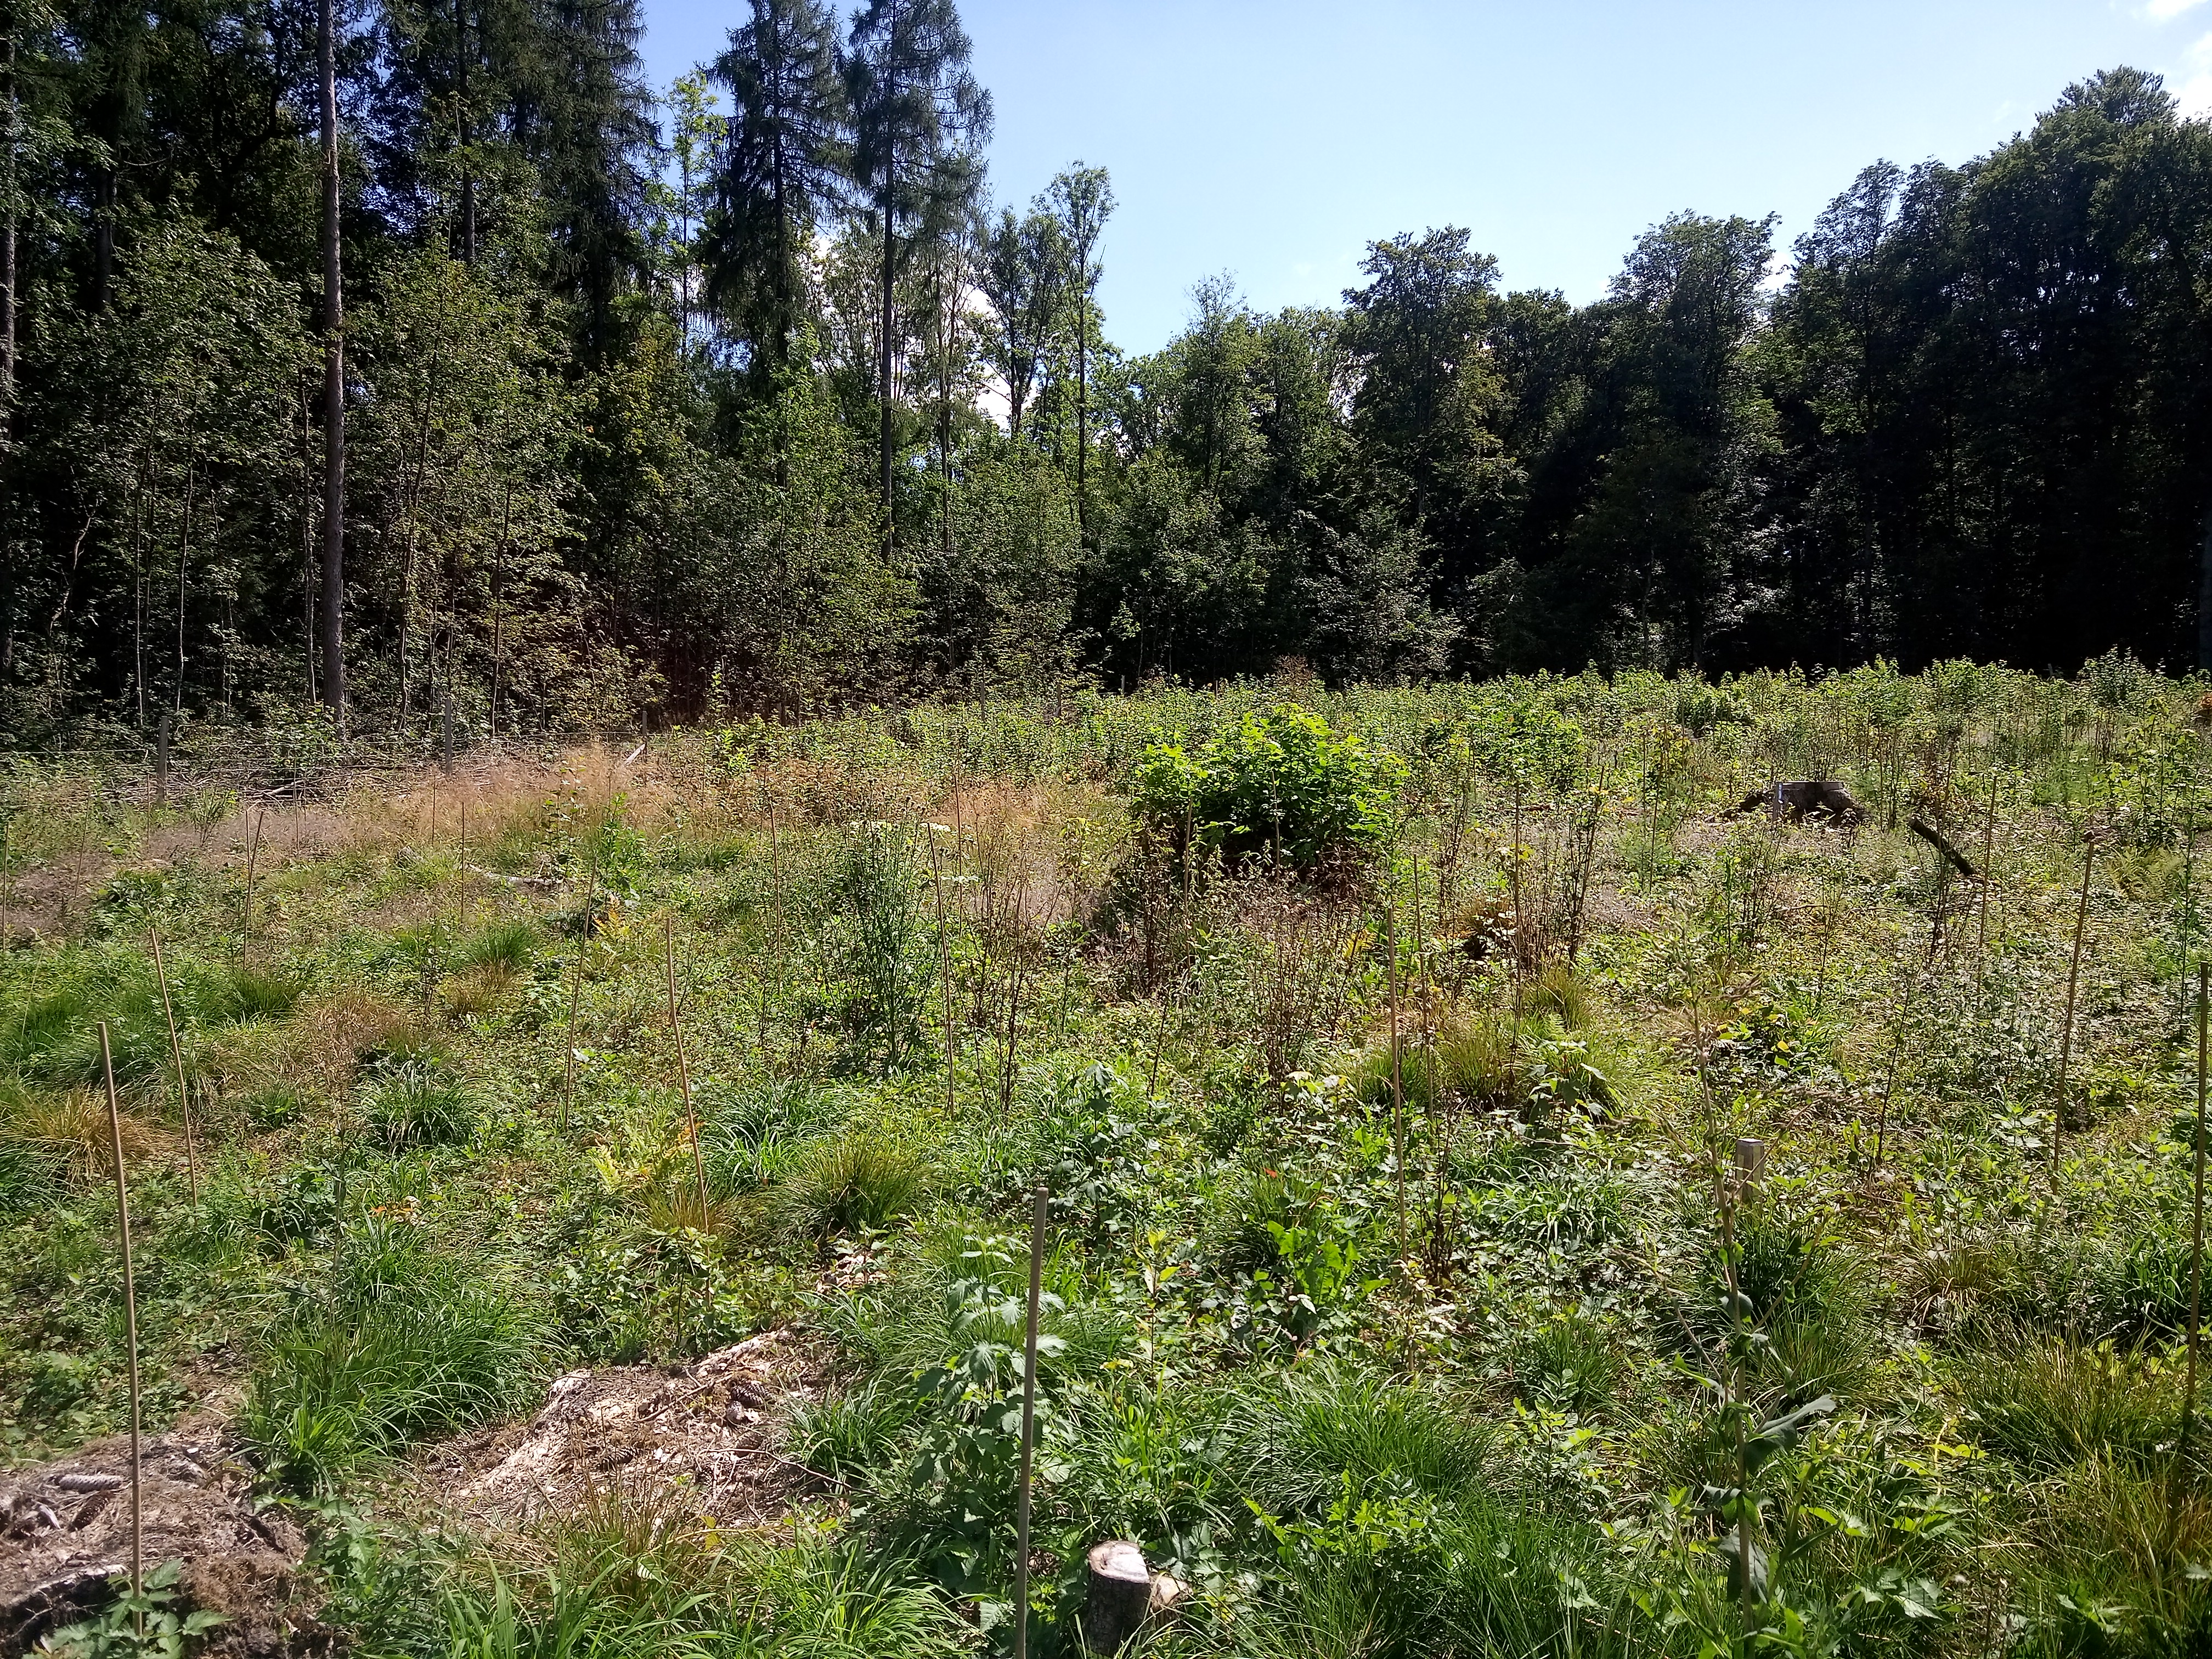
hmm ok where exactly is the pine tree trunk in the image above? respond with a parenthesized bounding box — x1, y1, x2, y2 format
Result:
(318, 0, 347, 723)
(1, 24, 16, 411)
(456, 0, 474, 263)
(2199, 499, 2212, 673)
(879, 196, 895, 548)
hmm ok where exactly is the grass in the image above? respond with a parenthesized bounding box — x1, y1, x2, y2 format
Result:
(7, 665, 2212, 1654)
(242, 1215, 546, 1492)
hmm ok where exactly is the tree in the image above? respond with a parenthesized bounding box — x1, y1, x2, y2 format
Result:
(1340, 226, 1509, 573)
(1047, 162, 1111, 523)
(659, 70, 719, 349)
(977, 203, 1063, 443)
(845, 0, 991, 543)
(318, 0, 346, 719)
(25, 217, 306, 719)
(704, 0, 845, 376)
(518, 0, 658, 356)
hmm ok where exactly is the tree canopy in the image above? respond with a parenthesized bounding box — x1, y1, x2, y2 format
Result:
(2, 30, 2210, 745)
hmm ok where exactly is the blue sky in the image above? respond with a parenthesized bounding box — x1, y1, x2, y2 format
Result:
(639, 0, 2212, 355)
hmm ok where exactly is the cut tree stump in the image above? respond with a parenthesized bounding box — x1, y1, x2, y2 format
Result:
(1080, 1541, 1156, 1652)
(1733, 780, 1864, 824)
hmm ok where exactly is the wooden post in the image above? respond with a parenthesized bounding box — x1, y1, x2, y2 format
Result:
(1012, 1182, 1047, 1659)
(99, 1023, 143, 1636)
(149, 930, 199, 1206)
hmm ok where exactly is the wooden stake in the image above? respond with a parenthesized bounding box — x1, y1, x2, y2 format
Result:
(1012, 1182, 1047, 1659)
(242, 804, 265, 938)
(928, 826, 956, 1116)
(2181, 962, 2208, 1484)
(665, 915, 707, 1212)
(149, 930, 199, 1206)
(2052, 836, 2096, 1188)
(99, 1022, 143, 1636)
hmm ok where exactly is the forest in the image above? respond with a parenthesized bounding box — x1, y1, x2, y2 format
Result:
(4, 0, 2212, 750)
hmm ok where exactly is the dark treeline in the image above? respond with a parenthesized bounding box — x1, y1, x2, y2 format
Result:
(2, 0, 2210, 742)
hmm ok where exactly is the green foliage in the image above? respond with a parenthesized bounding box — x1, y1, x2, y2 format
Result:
(782, 1129, 929, 1239)
(1134, 704, 1404, 871)
(363, 1059, 481, 1151)
(242, 1216, 544, 1491)
(39, 1560, 230, 1659)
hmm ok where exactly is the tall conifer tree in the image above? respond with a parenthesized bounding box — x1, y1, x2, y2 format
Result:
(704, 0, 846, 376)
(844, 0, 990, 543)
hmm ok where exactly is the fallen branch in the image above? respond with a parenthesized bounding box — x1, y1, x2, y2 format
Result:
(465, 865, 562, 889)
(1908, 817, 1978, 880)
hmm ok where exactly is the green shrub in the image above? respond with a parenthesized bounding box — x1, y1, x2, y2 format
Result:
(1134, 704, 1403, 872)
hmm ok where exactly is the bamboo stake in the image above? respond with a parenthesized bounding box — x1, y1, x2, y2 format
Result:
(148, 930, 199, 1205)
(929, 825, 957, 1116)
(241, 804, 265, 938)
(2051, 836, 2096, 1189)
(665, 915, 707, 1212)
(1387, 866, 1407, 1263)
(1012, 1182, 1047, 1659)
(1973, 757, 2000, 980)
(99, 1022, 143, 1638)
(557, 839, 599, 1135)
(2180, 962, 2207, 1487)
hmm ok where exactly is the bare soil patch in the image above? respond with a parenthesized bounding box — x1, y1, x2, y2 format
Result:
(0, 1416, 322, 1658)
(416, 1328, 832, 1532)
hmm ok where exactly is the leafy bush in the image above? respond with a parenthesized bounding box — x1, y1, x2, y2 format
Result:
(1134, 704, 1403, 872)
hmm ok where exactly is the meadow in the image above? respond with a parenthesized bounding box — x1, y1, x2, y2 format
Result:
(4, 657, 2210, 1658)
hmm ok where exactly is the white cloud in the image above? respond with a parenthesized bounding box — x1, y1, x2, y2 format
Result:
(2183, 30, 2212, 117)
(2147, 0, 2209, 21)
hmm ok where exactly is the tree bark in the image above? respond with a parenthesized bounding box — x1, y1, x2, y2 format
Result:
(1075, 296, 1086, 528)
(173, 461, 194, 713)
(296, 376, 318, 704)
(318, 0, 347, 724)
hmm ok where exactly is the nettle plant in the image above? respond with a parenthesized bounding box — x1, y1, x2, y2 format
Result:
(1134, 704, 1406, 875)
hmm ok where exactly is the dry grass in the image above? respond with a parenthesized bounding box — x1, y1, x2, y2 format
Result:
(6, 1085, 165, 1178)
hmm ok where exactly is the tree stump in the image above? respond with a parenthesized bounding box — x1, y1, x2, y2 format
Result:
(1079, 1541, 1153, 1653)
(1733, 780, 1864, 825)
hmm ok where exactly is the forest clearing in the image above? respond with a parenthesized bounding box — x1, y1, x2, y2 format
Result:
(3, 662, 2210, 1657)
